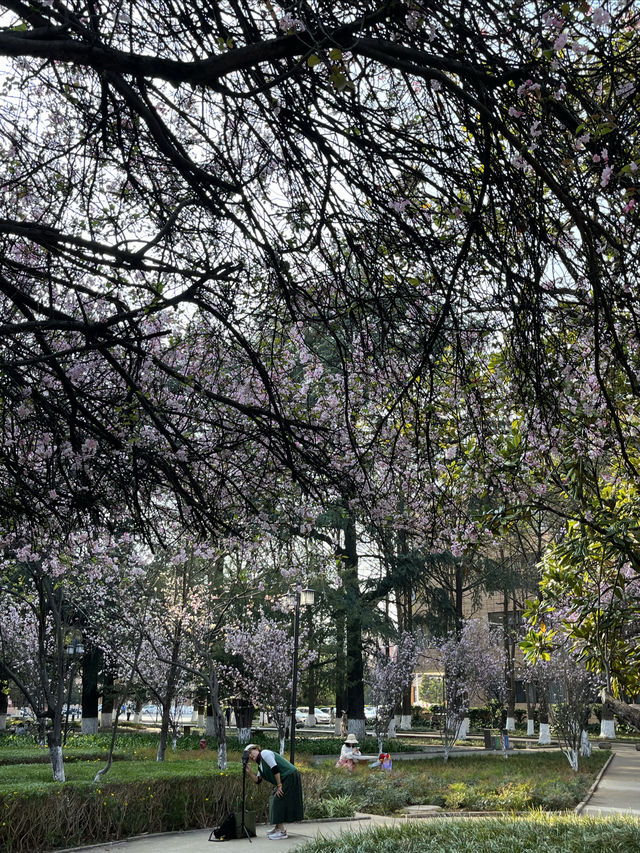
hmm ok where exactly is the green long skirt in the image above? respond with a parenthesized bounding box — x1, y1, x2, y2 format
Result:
(268, 769, 304, 824)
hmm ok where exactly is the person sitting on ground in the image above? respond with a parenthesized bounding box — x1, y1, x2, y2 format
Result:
(243, 743, 303, 841)
(335, 732, 361, 771)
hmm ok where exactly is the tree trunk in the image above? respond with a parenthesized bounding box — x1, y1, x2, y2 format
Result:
(334, 584, 347, 736)
(81, 645, 100, 735)
(233, 699, 254, 746)
(344, 514, 365, 741)
(100, 670, 116, 730)
(526, 684, 535, 737)
(397, 528, 413, 731)
(454, 564, 464, 630)
(538, 693, 551, 745)
(0, 688, 7, 731)
(580, 730, 592, 756)
(206, 667, 227, 769)
(599, 701, 616, 739)
(47, 710, 65, 782)
(604, 692, 638, 730)
(564, 747, 579, 772)
(503, 592, 516, 730)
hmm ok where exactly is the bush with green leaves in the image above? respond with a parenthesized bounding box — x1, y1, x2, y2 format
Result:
(0, 747, 610, 850)
(0, 762, 271, 853)
(307, 752, 608, 816)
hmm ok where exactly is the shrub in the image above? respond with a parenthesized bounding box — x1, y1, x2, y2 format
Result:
(357, 774, 409, 814)
(443, 782, 477, 810)
(306, 795, 357, 819)
(0, 767, 271, 852)
(467, 707, 493, 729)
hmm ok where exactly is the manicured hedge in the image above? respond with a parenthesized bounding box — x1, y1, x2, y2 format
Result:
(0, 768, 270, 852)
(177, 733, 423, 755)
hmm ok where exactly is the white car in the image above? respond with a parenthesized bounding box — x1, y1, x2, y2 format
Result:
(315, 707, 332, 724)
(364, 705, 377, 722)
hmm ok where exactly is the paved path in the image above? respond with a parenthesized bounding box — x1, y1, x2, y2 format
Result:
(579, 741, 640, 816)
(61, 742, 640, 853)
(59, 815, 403, 853)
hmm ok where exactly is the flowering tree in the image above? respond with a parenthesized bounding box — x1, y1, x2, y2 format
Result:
(428, 619, 506, 760)
(369, 631, 420, 753)
(1, 1, 639, 541)
(0, 529, 136, 781)
(225, 613, 315, 755)
(2, 3, 640, 776)
(523, 637, 602, 771)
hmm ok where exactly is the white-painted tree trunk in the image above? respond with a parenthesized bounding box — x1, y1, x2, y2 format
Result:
(334, 719, 342, 735)
(260, 711, 269, 725)
(565, 747, 579, 772)
(387, 717, 397, 738)
(237, 726, 251, 745)
(230, 711, 237, 726)
(400, 714, 412, 730)
(0, 714, 6, 731)
(206, 715, 216, 736)
(600, 717, 616, 739)
(279, 736, 285, 755)
(538, 722, 551, 745)
(580, 730, 592, 756)
(191, 707, 198, 723)
(218, 742, 227, 770)
(305, 713, 316, 727)
(49, 745, 65, 782)
(82, 717, 99, 734)
(198, 711, 205, 727)
(349, 718, 366, 741)
(133, 711, 141, 724)
(527, 719, 535, 737)
(458, 717, 470, 739)
(505, 716, 515, 731)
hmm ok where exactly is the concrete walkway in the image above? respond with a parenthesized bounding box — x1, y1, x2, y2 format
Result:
(60, 815, 404, 853)
(579, 741, 640, 816)
(61, 742, 640, 853)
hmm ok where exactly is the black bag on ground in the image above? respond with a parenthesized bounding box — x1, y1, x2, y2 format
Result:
(211, 812, 237, 841)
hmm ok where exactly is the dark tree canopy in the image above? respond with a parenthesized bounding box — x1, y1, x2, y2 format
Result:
(0, 0, 639, 541)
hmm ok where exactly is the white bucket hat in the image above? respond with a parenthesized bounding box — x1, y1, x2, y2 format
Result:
(345, 733, 358, 744)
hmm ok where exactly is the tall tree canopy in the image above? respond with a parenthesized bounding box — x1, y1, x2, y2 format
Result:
(2, 1, 639, 538)
(2, 0, 640, 734)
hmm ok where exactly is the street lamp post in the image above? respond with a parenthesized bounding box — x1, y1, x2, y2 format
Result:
(290, 587, 314, 765)
(64, 636, 84, 745)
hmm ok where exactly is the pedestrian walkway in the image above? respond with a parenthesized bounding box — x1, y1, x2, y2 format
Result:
(61, 741, 640, 853)
(61, 815, 403, 853)
(579, 741, 640, 816)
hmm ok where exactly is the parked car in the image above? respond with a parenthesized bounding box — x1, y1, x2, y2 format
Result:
(364, 705, 377, 722)
(295, 706, 309, 725)
(315, 707, 332, 724)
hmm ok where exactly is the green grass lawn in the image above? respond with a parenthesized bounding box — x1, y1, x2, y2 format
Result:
(0, 755, 229, 795)
(0, 737, 618, 853)
(303, 751, 610, 816)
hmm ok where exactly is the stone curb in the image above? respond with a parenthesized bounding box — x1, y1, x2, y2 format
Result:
(574, 752, 615, 815)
